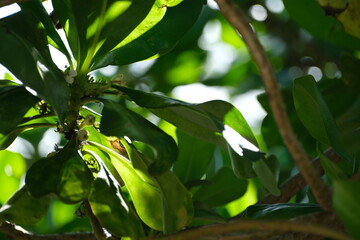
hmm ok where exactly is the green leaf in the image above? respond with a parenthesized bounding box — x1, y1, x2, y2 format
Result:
(174, 129, 215, 184)
(19, 0, 72, 62)
(88, 162, 144, 238)
(89, 138, 193, 233)
(319, 151, 348, 181)
(228, 145, 257, 178)
(92, 0, 204, 69)
(0, 86, 39, 135)
(193, 167, 248, 207)
(116, 86, 257, 146)
(0, 129, 23, 151)
(283, 0, 360, 50)
(88, 140, 163, 231)
(333, 180, 360, 239)
(0, 186, 50, 225)
(115, 86, 261, 179)
(120, 139, 193, 234)
(52, 0, 160, 73)
(293, 75, 351, 162)
(100, 99, 178, 175)
(253, 158, 280, 196)
(25, 138, 93, 203)
(242, 203, 322, 220)
(0, 11, 70, 123)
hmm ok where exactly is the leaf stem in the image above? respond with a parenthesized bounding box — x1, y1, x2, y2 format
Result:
(214, 0, 333, 211)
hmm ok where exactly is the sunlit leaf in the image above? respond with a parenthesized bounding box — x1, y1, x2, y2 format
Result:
(92, 0, 203, 69)
(100, 99, 178, 175)
(0, 86, 39, 135)
(89, 162, 144, 238)
(25, 138, 93, 203)
(114, 86, 261, 178)
(0, 11, 70, 123)
(19, 0, 72, 62)
(0, 186, 50, 225)
(193, 167, 248, 207)
(88, 140, 163, 231)
(89, 138, 193, 233)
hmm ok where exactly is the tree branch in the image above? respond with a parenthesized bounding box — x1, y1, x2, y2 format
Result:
(150, 219, 351, 240)
(0, 221, 97, 240)
(214, 0, 332, 211)
(0, 0, 30, 8)
(259, 149, 341, 205)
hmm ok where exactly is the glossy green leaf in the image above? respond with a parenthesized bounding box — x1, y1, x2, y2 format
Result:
(154, 169, 194, 234)
(0, 129, 23, 150)
(333, 180, 360, 239)
(120, 139, 193, 234)
(174, 129, 215, 184)
(228, 144, 257, 178)
(242, 203, 322, 220)
(0, 86, 39, 135)
(284, 0, 360, 50)
(319, 151, 348, 181)
(0, 12, 70, 123)
(89, 138, 193, 233)
(89, 162, 144, 238)
(52, 0, 160, 73)
(100, 99, 178, 175)
(293, 75, 351, 162)
(116, 86, 261, 178)
(116, 86, 257, 145)
(89, 140, 164, 231)
(253, 158, 280, 196)
(19, 0, 72, 62)
(25, 138, 93, 203)
(193, 167, 248, 207)
(0, 186, 50, 225)
(92, 0, 203, 69)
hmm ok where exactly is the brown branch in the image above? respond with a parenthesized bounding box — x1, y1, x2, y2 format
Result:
(214, 0, 332, 211)
(149, 219, 351, 240)
(0, 221, 97, 240)
(0, 0, 30, 8)
(259, 149, 341, 205)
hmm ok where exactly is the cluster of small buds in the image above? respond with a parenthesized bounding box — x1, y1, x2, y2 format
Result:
(83, 115, 96, 126)
(77, 129, 89, 142)
(64, 69, 77, 84)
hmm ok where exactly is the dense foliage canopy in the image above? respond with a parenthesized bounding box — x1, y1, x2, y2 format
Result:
(0, 0, 359, 239)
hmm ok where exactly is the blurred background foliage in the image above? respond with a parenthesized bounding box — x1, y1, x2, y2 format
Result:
(1, 0, 359, 237)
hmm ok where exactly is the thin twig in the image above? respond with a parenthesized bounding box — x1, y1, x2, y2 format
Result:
(214, 0, 332, 211)
(149, 219, 352, 240)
